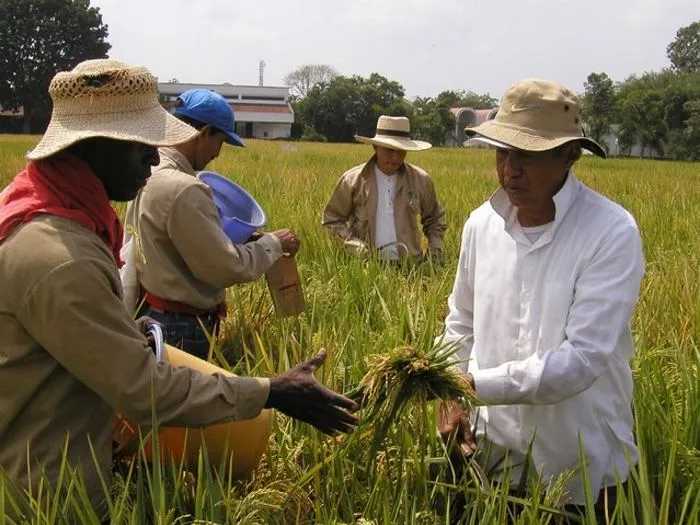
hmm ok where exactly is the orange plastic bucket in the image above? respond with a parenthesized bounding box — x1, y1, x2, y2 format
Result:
(113, 327, 272, 478)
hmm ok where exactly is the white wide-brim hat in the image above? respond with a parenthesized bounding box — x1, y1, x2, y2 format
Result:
(355, 115, 432, 152)
(27, 59, 198, 160)
(463, 78, 606, 158)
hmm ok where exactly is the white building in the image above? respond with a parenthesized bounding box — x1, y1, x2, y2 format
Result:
(158, 82, 295, 140)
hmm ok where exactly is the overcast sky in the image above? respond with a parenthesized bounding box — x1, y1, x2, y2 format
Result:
(92, 0, 699, 99)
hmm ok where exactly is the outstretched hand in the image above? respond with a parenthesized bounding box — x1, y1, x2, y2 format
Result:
(265, 349, 360, 435)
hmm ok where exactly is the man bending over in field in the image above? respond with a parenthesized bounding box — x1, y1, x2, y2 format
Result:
(437, 79, 645, 523)
(123, 88, 300, 359)
(0, 59, 358, 522)
(322, 115, 447, 264)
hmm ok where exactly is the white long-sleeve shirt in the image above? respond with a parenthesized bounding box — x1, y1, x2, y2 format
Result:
(442, 172, 645, 504)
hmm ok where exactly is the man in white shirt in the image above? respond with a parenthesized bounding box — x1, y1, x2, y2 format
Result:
(439, 79, 645, 522)
(322, 116, 446, 264)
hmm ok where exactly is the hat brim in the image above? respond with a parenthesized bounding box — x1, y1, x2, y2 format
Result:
(174, 106, 245, 148)
(355, 135, 432, 151)
(223, 129, 245, 147)
(462, 136, 514, 149)
(27, 104, 198, 160)
(465, 120, 606, 159)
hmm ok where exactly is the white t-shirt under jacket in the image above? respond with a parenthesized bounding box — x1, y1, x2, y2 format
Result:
(374, 166, 400, 259)
(442, 172, 645, 505)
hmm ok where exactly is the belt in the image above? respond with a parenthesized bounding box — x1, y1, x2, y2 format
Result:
(143, 291, 227, 319)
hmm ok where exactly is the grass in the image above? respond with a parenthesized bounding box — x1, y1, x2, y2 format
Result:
(0, 136, 699, 524)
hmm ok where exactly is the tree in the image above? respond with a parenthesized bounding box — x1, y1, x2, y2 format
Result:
(661, 71, 700, 160)
(0, 0, 110, 133)
(411, 93, 456, 146)
(667, 20, 700, 73)
(666, 99, 700, 160)
(412, 107, 453, 146)
(458, 91, 498, 109)
(283, 64, 337, 98)
(434, 90, 462, 109)
(582, 72, 617, 149)
(408, 90, 496, 147)
(427, 89, 497, 110)
(617, 79, 666, 157)
(612, 69, 700, 159)
(294, 73, 409, 142)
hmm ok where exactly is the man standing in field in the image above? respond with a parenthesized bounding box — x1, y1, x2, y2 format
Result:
(322, 115, 447, 264)
(0, 59, 358, 521)
(438, 79, 645, 522)
(123, 88, 300, 359)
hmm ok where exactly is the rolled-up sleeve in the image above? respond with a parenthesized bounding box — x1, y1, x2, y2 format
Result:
(472, 220, 645, 405)
(168, 184, 283, 288)
(18, 259, 270, 426)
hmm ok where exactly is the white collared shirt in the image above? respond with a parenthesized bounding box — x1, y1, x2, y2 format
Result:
(441, 172, 645, 504)
(373, 165, 399, 259)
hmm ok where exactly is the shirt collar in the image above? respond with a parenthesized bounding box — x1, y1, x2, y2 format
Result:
(158, 147, 196, 176)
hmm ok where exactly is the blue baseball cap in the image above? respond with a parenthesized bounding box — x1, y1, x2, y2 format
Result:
(172, 89, 245, 147)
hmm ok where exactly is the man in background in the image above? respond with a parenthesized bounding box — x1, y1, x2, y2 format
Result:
(322, 115, 446, 264)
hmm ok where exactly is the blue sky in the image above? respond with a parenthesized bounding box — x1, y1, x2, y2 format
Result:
(93, 0, 700, 99)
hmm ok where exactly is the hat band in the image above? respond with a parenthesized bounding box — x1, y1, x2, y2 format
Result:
(376, 128, 410, 138)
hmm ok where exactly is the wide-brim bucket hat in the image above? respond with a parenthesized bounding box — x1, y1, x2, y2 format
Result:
(355, 115, 432, 151)
(463, 79, 606, 158)
(27, 59, 198, 160)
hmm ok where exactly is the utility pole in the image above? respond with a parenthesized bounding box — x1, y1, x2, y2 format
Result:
(258, 60, 265, 86)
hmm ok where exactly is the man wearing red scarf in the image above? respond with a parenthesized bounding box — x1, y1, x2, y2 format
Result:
(0, 152, 126, 262)
(0, 59, 358, 522)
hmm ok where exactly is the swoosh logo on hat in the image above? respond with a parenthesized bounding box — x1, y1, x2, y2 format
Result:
(510, 104, 542, 113)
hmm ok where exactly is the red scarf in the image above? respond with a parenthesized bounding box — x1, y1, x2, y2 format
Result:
(0, 154, 124, 267)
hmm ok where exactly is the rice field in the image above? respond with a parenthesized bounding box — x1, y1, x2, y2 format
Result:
(0, 136, 698, 524)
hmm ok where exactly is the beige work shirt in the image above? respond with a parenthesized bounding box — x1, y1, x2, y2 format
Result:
(124, 147, 283, 311)
(0, 216, 270, 515)
(321, 157, 446, 256)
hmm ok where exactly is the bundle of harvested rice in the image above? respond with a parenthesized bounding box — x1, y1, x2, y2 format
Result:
(352, 343, 478, 457)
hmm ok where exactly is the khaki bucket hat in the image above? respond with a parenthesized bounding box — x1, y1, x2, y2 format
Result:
(355, 115, 432, 151)
(27, 59, 198, 160)
(464, 79, 606, 158)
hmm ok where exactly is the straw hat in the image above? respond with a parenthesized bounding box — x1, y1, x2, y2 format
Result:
(27, 59, 198, 160)
(355, 115, 431, 151)
(464, 79, 606, 158)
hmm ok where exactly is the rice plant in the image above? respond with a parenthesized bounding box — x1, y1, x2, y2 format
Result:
(1, 137, 699, 523)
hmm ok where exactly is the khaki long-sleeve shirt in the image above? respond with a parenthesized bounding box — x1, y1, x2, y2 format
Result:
(321, 157, 446, 256)
(0, 216, 270, 515)
(124, 148, 282, 311)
